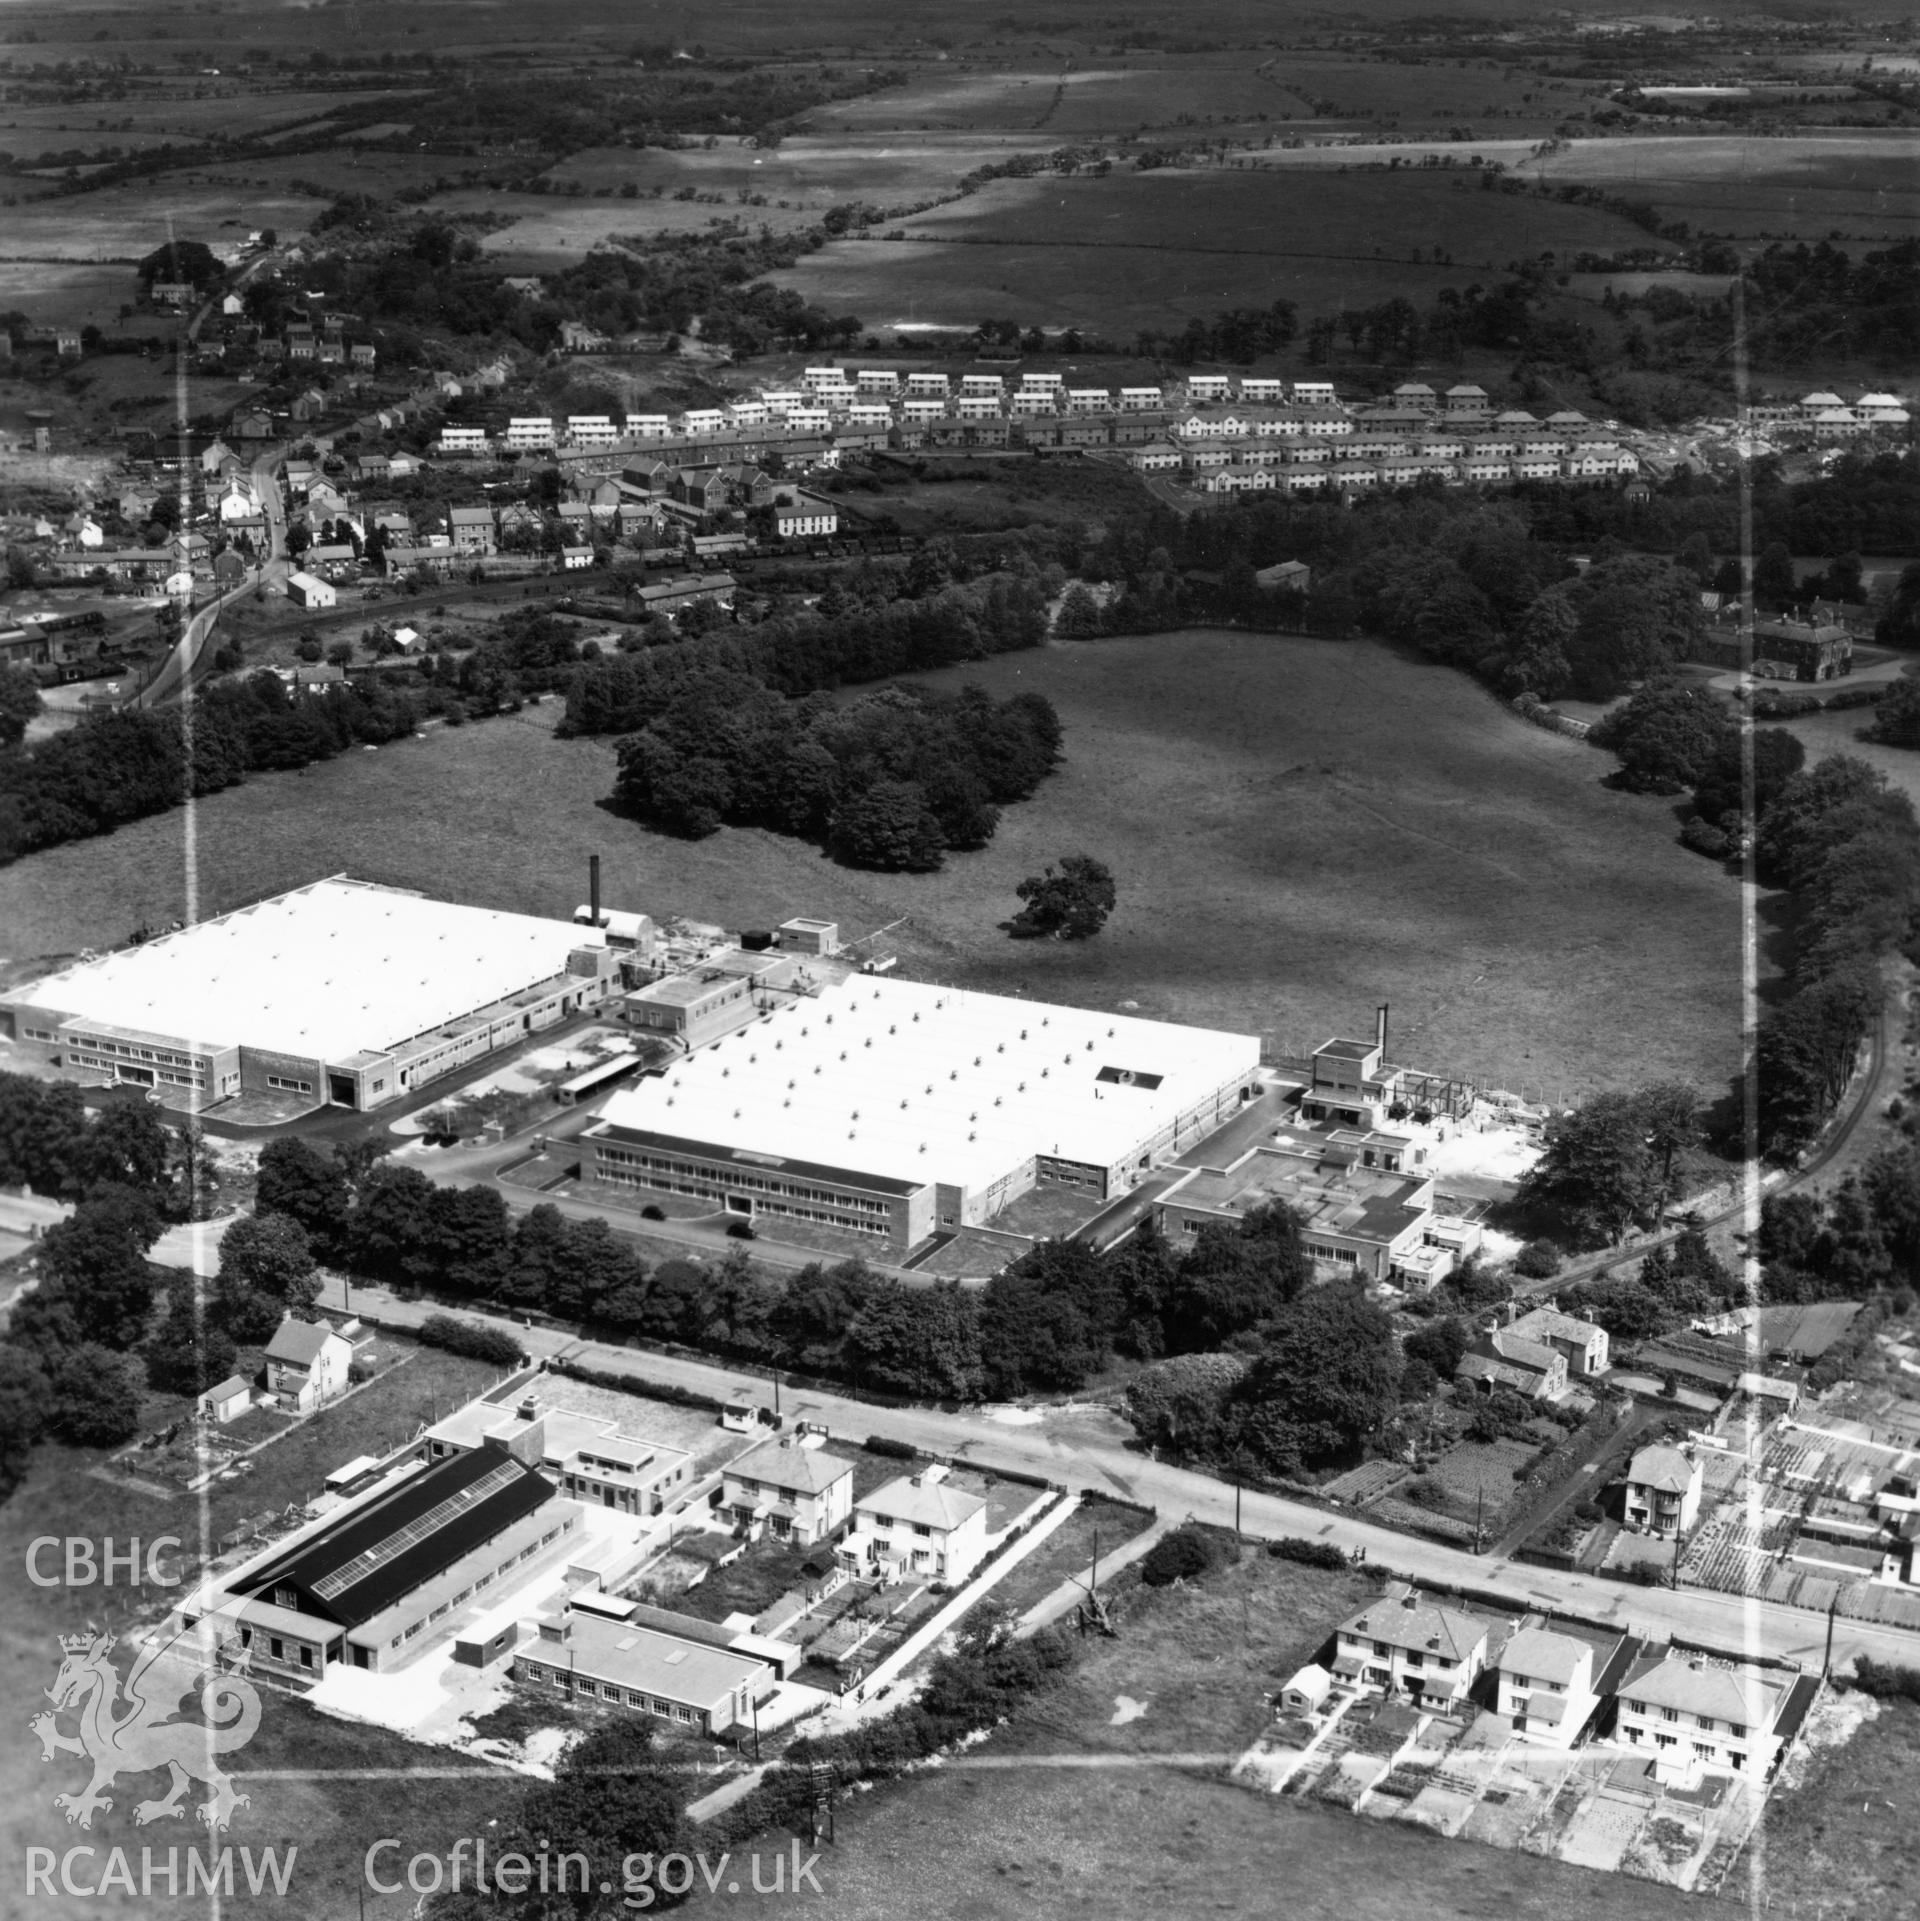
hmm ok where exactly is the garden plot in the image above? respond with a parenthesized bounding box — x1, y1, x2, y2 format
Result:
(1384, 1437, 1538, 1543)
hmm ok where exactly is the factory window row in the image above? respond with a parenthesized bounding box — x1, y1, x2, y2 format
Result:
(66, 1048, 205, 1086)
(70, 1036, 204, 1071)
(267, 1074, 314, 1094)
(380, 1521, 574, 1650)
(598, 1147, 889, 1215)
(521, 1665, 701, 1722)
(1305, 1241, 1361, 1265)
(596, 1163, 889, 1236)
(21, 1025, 57, 1042)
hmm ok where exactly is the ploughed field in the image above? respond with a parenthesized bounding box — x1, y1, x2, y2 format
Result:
(0, 631, 1743, 1101)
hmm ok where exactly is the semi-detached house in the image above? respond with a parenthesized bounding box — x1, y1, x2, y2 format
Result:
(1332, 1585, 1492, 1706)
(1615, 1652, 1801, 1782)
(839, 1470, 989, 1588)
(722, 1436, 854, 1546)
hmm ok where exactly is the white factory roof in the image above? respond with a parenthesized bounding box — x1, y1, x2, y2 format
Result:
(12, 878, 597, 1065)
(591, 974, 1260, 1194)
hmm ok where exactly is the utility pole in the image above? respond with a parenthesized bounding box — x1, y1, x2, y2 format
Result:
(1822, 1593, 1837, 1679)
(1474, 1486, 1484, 1556)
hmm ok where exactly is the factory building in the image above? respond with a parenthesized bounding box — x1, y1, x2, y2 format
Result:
(1156, 1116, 1481, 1287)
(580, 976, 1259, 1250)
(182, 1449, 583, 1678)
(0, 877, 621, 1114)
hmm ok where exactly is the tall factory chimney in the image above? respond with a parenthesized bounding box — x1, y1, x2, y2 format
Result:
(1376, 1003, 1389, 1058)
(589, 853, 602, 927)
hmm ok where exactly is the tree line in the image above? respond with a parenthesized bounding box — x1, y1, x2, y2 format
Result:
(248, 1136, 1404, 1471)
(0, 670, 421, 867)
(1752, 756, 1920, 1157)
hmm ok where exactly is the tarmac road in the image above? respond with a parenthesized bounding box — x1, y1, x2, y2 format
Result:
(302, 1270, 1920, 1674)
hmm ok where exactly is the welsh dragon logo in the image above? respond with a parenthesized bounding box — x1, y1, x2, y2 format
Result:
(30, 1631, 262, 1833)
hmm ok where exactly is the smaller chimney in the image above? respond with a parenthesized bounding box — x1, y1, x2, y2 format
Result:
(589, 853, 602, 927)
(1377, 1002, 1389, 1056)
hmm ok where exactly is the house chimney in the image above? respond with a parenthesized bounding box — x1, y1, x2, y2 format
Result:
(1377, 1003, 1389, 1056)
(589, 853, 602, 927)
(1401, 1593, 1418, 1609)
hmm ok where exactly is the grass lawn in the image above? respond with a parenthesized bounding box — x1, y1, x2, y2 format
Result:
(678, 1549, 1705, 1921)
(0, 630, 1746, 1099)
(1726, 1694, 1920, 1917)
(3, 1678, 517, 1921)
(190, 1343, 509, 1536)
(673, 1538, 825, 1624)
(977, 1497, 1157, 1618)
(0, 1339, 508, 1642)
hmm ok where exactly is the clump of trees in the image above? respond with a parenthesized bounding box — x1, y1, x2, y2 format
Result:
(0, 1076, 204, 1487)
(612, 678, 1061, 872)
(1590, 676, 1806, 857)
(1008, 855, 1115, 940)
(1514, 1082, 1702, 1245)
(1559, 1220, 1738, 1340)
(1140, 1522, 1224, 1586)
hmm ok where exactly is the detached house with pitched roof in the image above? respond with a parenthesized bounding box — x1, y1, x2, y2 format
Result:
(1505, 1305, 1609, 1377)
(1332, 1584, 1492, 1706)
(264, 1317, 353, 1413)
(1623, 1444, 1702, 1537)
(1456, 1327, 1568, 1401)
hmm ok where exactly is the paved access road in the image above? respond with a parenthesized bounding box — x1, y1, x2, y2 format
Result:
(308, 1271, 1917, 1675)
(136, 444, 290, 708)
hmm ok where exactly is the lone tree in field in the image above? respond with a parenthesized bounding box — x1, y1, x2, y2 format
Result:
(1008, 855, 1115, 941)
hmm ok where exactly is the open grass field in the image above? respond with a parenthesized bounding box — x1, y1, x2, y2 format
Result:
(0, 89, 427, 156)
(822, 60, 1318, 136)
(546, 132, 1054, 211)
(774, 167, 1682, 332)
(0, 629, 1746, 1100)
(678, 1550, 1705, 1921)
(1265, 55, 1601, 127)
(1723, 1694, 1920, 1917)
(1526, 133, 1920, 239)
(0, 260, 137, 328)
(448, 192, 826, 270)
(0, 177, 320, 260)
(3, 1675, 499, 1920)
